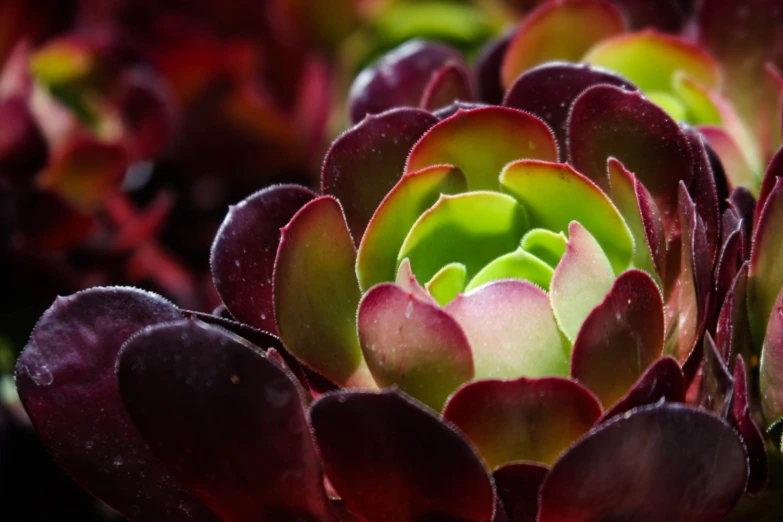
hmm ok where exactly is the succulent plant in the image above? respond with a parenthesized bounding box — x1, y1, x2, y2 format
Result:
(11, 0, 783, 521)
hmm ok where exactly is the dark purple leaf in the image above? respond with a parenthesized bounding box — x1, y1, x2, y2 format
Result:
(684, 126, 720, 266)
(539, 403, 747, 522)
(698, 333, 735, 419)
(715, 263, 752, 364)
(117, 319, 335, 522)
(568, 85, 692, 228)
(475, 29, 516, 105)
(493, 462, 549, 522)
(0, 96, 48, 180)
(15, 287, 218, 522)
(755, 144, 783, 228)
(599, 356, 686, 422)
(347, 40, 465, 124)
(211, 184, 316, 334)
(321, 108, 439, 241)
(732, 355, 769, 494)
(607, 0, 684, 31)
(420, 63, 474, 111)
(505, 62, 635, 149)
(311, 389, 495, 522)
(728, 186, 756, 260)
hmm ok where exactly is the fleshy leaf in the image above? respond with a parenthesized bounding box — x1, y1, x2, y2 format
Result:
(357, 165, 467, 291)
(538, 404, 747, 522)
(117, 319, 334, 522)
(519, 229, 567, 267)
(607, 159, 665, 278)
(443, 377, 601, 469)
(445, 280, 569, 380)
(500, 0, 625, 89)
(599, 357, 685, 422)
(550, 222, 616, 342)
(466, 248, 554, 292)
(395, 258, 435, 304)
(15, 288, 218, 522)
(476, 29, 515, 105)
(493, 463, 549, 522)
(357, 284, 473, 411)
(398, 191, 529, 284)
(760, 285, 783, 423)
(698, 126, 757, 192)
(211, 185, 315, 333)
(733, 355, 769, 495)
(584, 30, 721, 93)
(420, 63, 474, 111)
(755, 145, 783, 227)
(715, 263, 751, 366)
(500, 160, 633, 274)
(504, 62, 635, 148)
(322, 108, 439, 241)
(749, 177, 783, 350)
(698, 333, 735, 419)
(405, 106, 558, 191)
(347, 40, 465, 124)
(311, 390, 495, 522)
(568, 84, 692, 226)
(571, 270, 664, 408)
(606, 0, 684, 32)
(426, 262, 468, 306)
(274, 196, 374, 388)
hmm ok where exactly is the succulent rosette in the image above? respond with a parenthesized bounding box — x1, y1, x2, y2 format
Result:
(17, 20, 783, 517)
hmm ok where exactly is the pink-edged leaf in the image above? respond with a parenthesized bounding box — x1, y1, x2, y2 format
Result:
(684, 127, 721, 266)
(538, 403, 747, 522)
(311, 389, 495, 522)
(728, 187, 756, 259)
(445, 280, 569, 380)
(568, 85, 693, 227)
(405, 106, 558, 191)
(607, 159, 665, 278)
(665, 183, 711, 368)
(571, 270, 664, 408)
(755, 145, 783, 228)
(15, 287, 218, 522)
(500, 0, 625, 89)
(357, 164, 467, 291)
(698, 333, 735, 419)
(606, 0, 684, 31)
(274, 196, 374, 388)
(0, 96, 48, 179)
(760, 285, 783, 422)
(395, 257, 436, 304)
(443, 378, 601, 469)
(732, 355, 769, 495)
(117, 319, 335, 522)
(550, 222, 616, 342)
(599, 356, 685, 422)
(505, 62, 636, 150)
(211, 184, 315, 334)
(749, 177, 783, 350)
(493, 463, 548, 522)
(357, 283, 473, 411)
(322, 108, 439, 241)
(476, 29, 516, 105)
(420, 63, 474, 111)
(698, 125, 757, 191)
(715, 263, 752, 365)
(714, 214, 744, 331)
(348, 40, 465, 123)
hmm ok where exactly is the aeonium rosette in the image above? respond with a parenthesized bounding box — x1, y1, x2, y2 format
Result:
(15, 56, 778, 521)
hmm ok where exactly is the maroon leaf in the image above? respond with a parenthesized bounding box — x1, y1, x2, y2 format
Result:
(493, 462, 549, 522)
(684, 127, 720, 266)
(347, 40, 465, 124)
(571, 270, 664, 408)
(732, 355, 769, 495)
(715, 263, 752, 365)
(755, 145, 783, 228)
(443, 377, 601, 469)
(698, 333, 735, 419)
(599, 356, 686, 422)
(0, 96, 48, 180)
(117, 319, 335, 522)
(311, 389, 495, 522)
(505, 62, 635, 149)
(211, 184, 316, 334)
(322, 108, 439, 241)
(538, 403, 747, 522)
(568, 85, 692, 227)
(728, 187, 756, 260)
(15, 288, 218, 522)
(713, 216, 744, 330)
(420, 63, 474, 111)
(475, 29, 516, 105)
